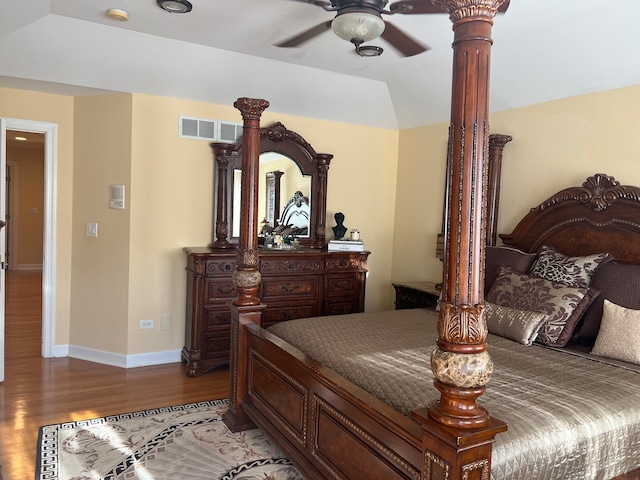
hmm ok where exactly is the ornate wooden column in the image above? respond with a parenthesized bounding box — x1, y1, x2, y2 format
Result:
(223, 97, 269, 432)
(412, 1, 508, 478)
(486, 133, 512, 246)
(210, 142, 236, 249)
(314, 153, 333, 246)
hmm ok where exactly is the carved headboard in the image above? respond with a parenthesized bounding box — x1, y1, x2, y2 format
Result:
(500, 173, 640, 264)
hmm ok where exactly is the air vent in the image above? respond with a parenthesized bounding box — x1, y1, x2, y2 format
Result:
(218, 121, 243, 143)
(179, 116, 216, 140)
(178, 117, 243, 143)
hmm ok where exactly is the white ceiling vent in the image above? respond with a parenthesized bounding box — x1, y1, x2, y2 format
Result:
(179, 116, 217, 141)
(178, 117, 243, 143)
(218, 121, 243, 144)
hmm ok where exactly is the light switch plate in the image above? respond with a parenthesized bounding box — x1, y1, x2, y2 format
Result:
(86, 222, 98, 237)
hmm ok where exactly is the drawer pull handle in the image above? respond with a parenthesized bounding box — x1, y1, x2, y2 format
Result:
(217, 286, 235, 295)
(332, 281, 350, 290)
(281, 284, 299, 293)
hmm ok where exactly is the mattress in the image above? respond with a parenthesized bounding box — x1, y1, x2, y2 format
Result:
(268, 308, 640, 480)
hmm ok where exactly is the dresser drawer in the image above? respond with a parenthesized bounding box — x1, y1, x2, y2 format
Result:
(201, 331, 231, 361)
(204, 278, 236, 303)
(324, 298, 360, 316)
(260, 257, 323, 274)
(205, 258, 236, 276)
(203, 306, 232, 330)
(263, 302, 319, 327)
(325, 274, 358, 297)
(261, 275, 320, 301)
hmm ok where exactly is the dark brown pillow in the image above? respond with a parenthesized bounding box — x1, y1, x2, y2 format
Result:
(484, 246, 538, 295)
(573, 262, 640, 345)
(487, 266, 597, 347)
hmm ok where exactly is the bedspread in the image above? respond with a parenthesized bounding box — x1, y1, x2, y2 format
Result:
(268, 308, 640, 480)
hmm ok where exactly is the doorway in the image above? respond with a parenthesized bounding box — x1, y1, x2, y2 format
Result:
(0, 118, 57, 382)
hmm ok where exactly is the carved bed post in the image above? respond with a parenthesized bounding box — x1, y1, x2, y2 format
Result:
(412, 1, 508, 478)
(223, 97, 269, 432)
(486, 134, 512, 246)
(210, 142, 236, 249)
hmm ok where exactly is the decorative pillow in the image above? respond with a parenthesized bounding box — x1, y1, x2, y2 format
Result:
(529, 245, 610, 289)
(591, 300, 640, 365)
(484, 302, 548, 346)
(573, 262, 640, 345)
(487, 266, 597, 347)
(485, 246, 538, 295)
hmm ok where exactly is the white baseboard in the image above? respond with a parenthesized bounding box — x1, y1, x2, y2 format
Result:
(60, 345, 182, 368)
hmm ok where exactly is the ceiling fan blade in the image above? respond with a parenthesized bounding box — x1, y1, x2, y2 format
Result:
(275, 21, 333, 48)
(389, 0, 510, 15)
(380, 21, 430, 57)
(283, 0, 334, 10)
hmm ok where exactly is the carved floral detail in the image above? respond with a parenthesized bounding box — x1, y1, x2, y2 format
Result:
(438, 302, 488, 345)
(236, 248, 259, 268)
(233, 97, 269, 120)
(432, 0, 507, 21)
(536, 173, 640, 213)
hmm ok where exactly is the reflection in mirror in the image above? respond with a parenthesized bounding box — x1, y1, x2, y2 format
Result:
(231, 154, 312, 238)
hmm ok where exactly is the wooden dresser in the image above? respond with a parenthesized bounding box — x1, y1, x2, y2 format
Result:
(183, 247, 369, 376)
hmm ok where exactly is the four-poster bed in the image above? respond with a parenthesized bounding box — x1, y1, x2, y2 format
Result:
(216, 1, 639, 479)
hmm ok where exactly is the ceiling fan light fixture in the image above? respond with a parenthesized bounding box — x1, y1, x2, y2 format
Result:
(156, 0, 192, 14)
(331, 11, 385, 43)
(356, 44, 383, 57)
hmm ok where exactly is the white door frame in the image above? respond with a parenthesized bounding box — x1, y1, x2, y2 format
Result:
(1, 119, 57, 376)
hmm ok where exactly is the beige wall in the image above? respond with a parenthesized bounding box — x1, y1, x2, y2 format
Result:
(70, 94, 133, 353)
(7, 143, 45, 267)
(0, 87, 74, 346)
(391, 84, 640, 286)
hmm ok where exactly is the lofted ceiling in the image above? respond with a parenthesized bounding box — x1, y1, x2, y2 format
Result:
(1, 0, 640, 130)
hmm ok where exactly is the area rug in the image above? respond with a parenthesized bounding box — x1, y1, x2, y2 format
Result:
(36, 399, 304, 480)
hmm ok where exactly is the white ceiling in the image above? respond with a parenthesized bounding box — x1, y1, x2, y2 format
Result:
(1, 0, 640, 130)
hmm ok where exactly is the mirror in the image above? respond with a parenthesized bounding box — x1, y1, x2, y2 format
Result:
(230, 153, 312, 238)
(210, 122, 332, 250)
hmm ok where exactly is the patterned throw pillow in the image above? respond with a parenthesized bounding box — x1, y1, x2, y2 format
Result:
(485, 246, 538, 295)
(484, 302, 548, 346)
(487, 266, 595, 346)
(529, 245, 610, 289)
(591, 300, 640, 365)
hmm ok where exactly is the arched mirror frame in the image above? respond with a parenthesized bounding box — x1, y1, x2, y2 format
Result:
(210, 122, 333, 250)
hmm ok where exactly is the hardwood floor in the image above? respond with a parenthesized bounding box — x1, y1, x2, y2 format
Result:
(0, 271, 230, 480)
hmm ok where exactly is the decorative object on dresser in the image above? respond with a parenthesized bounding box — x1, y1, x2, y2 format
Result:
(183, 122, 370, 377)
(392, 281, 440, 309)
(327, 239, 365, 252)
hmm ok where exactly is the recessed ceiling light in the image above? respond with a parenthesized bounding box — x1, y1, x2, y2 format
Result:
(106, 8, 129, 21)
(156, 0, 192, 14)
(14, 136, 27, 141)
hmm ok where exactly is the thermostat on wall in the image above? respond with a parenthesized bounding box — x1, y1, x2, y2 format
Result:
(109, 184, 125, 209)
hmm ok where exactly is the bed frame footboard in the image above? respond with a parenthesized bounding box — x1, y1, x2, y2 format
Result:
(227, 320, 506, 480)
(242, 322, 423, 480)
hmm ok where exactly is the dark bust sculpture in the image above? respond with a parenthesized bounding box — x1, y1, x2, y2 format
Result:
(332, 212, 347, 240)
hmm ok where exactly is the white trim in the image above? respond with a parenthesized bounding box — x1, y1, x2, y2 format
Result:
(68, 345, 182, 368)
(4, 119, 57, 359)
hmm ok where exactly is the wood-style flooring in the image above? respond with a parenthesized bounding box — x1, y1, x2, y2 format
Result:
(0, 270, 229, 480)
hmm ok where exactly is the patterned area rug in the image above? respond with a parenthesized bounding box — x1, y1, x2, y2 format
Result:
(36, 399, 304, 480)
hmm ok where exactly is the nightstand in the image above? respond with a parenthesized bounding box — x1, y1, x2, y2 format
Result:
(392, 281, 441, 310)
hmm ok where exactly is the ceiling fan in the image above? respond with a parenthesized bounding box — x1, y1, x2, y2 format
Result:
(276, 0, 510, 57)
